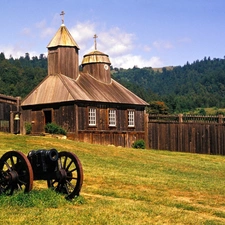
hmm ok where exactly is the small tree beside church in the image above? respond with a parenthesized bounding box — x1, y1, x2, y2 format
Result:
(147, 101, 169, 114)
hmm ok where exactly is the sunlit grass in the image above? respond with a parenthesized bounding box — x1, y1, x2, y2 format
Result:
(0, 132, 225, 224)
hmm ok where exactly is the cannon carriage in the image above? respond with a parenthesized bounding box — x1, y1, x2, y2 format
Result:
(0, 149, 83, 199)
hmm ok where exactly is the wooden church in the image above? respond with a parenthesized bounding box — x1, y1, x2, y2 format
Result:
(21, 18, 148, 147)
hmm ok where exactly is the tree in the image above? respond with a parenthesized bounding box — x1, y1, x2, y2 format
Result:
(0, 52, 5, 61)
(147, 101, 169, 114)
(25, 53, 30, 61)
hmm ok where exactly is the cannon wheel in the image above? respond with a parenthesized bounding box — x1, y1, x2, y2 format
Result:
(47, 151, 83, 199)
(0, 151, 33, 195)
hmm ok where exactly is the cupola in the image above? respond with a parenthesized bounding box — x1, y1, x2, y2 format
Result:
(81, 35, 111, 84)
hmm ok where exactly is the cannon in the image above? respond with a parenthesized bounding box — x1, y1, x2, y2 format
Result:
(0, 149, 83, 199)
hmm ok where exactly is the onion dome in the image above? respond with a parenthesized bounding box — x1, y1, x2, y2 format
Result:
(81, 50, 110, 65)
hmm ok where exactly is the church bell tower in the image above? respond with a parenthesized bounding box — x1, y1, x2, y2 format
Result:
(47, 11, 80, 80)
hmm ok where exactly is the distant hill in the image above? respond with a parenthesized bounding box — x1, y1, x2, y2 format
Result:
(151, 66, 175, 72)
(112, 57, 225, 113)
(0, 52, 47, 98)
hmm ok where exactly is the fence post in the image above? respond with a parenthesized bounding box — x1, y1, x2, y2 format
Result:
(144, 113, 149, 149)
(218, 114, 223, 124)
(178, 114, 183, 123)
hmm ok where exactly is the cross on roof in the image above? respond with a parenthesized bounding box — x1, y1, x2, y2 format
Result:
(60, 11, 65, 24)
(93, 34, 98, 50)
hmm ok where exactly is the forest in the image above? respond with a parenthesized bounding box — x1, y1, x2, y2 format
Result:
(112, 57, 225, 114)
(0, 52, 47, 98)
(1, 51, 225, 114)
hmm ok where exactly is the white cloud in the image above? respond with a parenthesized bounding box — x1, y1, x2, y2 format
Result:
(98, 27, 135, 56)
(153, 40, 173, 49)
(111, 54, 163, 69)
(72, 21, 164, 69)
(70, 21, 142, 68)
(70, 22, 135, 56)
(70, 21, 96, 50)
(0, 45, 38, 59)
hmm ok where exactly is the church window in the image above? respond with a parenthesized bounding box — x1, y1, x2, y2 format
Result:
(89, 108, 96, 126)
(128, 110, 135, 127)
(109, 109, 116, 127)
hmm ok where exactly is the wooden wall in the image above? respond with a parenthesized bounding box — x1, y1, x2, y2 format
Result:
(48, 46, 79, 79)
(71, 103, 146, 147)
(21, 102, 146, 148)
(0, 95, 19, 133)
(148, 114, 225, 155)
(82, 63, 111, 84)
(77, 131, 145, 148)
(77, 103, 145, 131)
(21, 103, 77, 134)
(20, 106, 225, 153)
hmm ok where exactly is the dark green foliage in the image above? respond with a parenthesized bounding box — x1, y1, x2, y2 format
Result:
(25, 122, 32, 134)
(132, 139, 145, 149)
(0, 53, 47, 97)
(112, 57, 225, 113)
(45, 123, 66, 135)
(199, 108, 206, 116)
(147, 101, 169, 114)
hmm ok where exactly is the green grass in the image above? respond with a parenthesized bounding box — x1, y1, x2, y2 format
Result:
(0, 132, 225, 224)
(191, 107, 225, 115)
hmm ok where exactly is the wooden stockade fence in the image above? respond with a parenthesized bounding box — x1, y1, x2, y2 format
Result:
(148, 114, 225, 155)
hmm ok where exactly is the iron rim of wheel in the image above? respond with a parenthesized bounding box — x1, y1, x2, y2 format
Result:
(47, 151, 83, 199)
(0, 150, 33, 195)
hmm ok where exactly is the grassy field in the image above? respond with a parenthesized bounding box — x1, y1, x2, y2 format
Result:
(0, 132, 225, 224)
(190, 107, 225, 115)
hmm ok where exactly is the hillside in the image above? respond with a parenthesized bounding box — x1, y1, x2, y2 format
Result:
(0, 133, 225, 224)
(112, 57, 225, 113)
(1, 52, 225, 113)
(0, 53, 47, 98)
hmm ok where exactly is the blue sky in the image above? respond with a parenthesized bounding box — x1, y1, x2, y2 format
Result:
(1, 0, 225, 69)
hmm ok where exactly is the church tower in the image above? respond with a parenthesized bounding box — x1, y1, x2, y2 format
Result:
(47, 11, 79, 79)
(81, 34, 111, 84)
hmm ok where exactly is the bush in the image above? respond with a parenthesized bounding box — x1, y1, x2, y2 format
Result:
(25, 122, 32, 134)
(45, 123, 66, 135)
(132, 139, 145, 149)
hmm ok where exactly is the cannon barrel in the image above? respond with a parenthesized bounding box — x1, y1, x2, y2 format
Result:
(28, 149, 58, 163)
(27, 149, 59, 175)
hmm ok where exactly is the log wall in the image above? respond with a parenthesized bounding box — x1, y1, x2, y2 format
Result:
(148, 114, 225, 155)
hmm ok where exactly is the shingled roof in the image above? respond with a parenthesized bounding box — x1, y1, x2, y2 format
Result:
(47, 24, 79, 49)
(22, 22, 148, 107)
(21, 73, 148, 106)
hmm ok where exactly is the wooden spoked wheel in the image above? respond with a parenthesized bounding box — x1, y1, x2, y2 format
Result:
(47, 151, 83, 199)
(0, 151, 33, 195)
